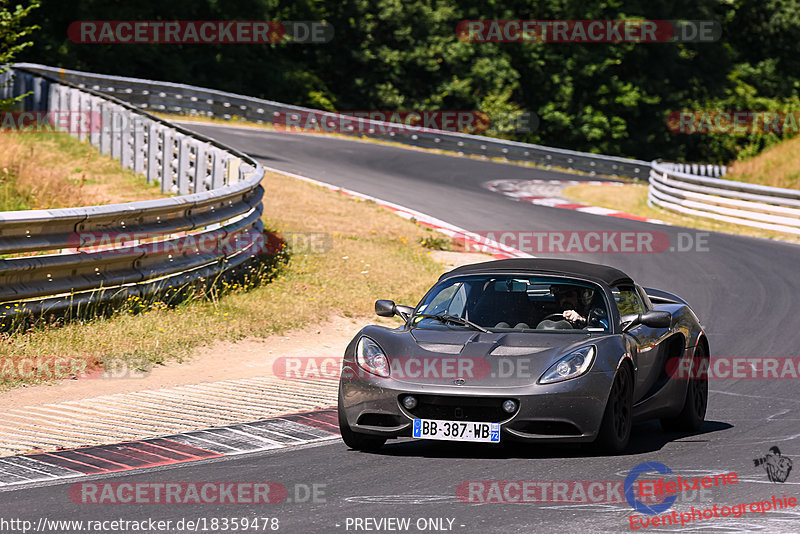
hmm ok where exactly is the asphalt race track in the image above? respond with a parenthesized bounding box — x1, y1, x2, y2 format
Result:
(2, 125, 799, 533)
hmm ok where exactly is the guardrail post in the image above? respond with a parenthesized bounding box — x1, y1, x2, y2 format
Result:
(0, 70, 8, 101)
(68, 88, 79, 138)
(161, 128, 175, 193)
(195, 144, 208, 191)
(88, 96, 100, 148)
(32, 76, 46, 111)
(47, 83, 59, 115)
(121, 109, 133, 169)
(133, 115, 145, 174)
(77, 91, 88, 142)
(13, 73, 26, 110)
(212, 149, 226, 189)
(110, 105, 122, 161)
(100, 102, 111, 155)
(178, 135, 192, 195)
(146, 123, 160, 184)
(226, 157, 241, 186)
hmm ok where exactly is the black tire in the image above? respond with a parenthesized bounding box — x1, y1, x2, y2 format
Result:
(595, 363, 633, 454)
(338, 391, 386, 452)
(661, 345, 708, 432)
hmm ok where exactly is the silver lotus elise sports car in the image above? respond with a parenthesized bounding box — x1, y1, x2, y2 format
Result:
(338, 258, 709, 454)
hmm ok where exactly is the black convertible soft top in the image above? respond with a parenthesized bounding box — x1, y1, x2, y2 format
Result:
(441, 258, 634, 287)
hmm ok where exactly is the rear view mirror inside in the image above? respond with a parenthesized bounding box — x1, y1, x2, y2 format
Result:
(494, 280, 527, 292)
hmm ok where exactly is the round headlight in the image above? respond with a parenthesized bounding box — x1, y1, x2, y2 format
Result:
(502, 399, 518, 413)
(356, 337, 390, 378)
(539, 346, 597, 385)
(402, 395, 418, 410)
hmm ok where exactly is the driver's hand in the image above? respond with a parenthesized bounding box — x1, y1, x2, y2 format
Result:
(563, 310, 585, 324)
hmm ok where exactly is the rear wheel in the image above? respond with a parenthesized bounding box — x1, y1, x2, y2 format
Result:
(595, 363, 633, 454)
(338, 391, 386, 452)
(661, 344, 708, 432)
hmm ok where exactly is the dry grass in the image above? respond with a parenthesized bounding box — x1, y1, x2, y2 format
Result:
(0, 132, 163, 212)
(0, 169, 449, 390)
(726, 135, 800, 190)
(562, 183, 800, 243)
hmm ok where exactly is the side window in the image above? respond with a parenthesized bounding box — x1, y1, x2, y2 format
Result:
(635, 284, 653, 310)
(423, 282, 464, 316)
(612, 285, 646, 316)
(446, 284, 467, 316)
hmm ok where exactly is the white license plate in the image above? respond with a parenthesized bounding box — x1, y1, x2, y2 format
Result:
(412, 419, 501, 443)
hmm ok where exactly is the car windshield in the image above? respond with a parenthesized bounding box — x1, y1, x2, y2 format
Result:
(414, 275, 610, 333)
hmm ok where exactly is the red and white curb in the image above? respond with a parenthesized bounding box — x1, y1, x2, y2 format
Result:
(0, 376, 339, 456)
(261, 166, 532, 259)
(0, 409, 338, 488)
(485, 179, 668, 225)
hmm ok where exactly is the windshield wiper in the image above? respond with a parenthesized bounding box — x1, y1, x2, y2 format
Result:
(414, 313, 490, 333)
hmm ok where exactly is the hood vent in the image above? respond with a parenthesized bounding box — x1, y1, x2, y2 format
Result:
(417, 343, 463, 354)
(489, 346, 551, 356)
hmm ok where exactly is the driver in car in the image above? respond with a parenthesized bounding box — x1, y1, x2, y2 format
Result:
(554, 286, 589, 326)
(554, 285, 609, 330)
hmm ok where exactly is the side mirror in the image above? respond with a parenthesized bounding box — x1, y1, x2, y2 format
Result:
(375, 300, 415, 320)
(622, 310, 671, 332)
(375, 299, 396, 317)
(642, 310, 672, 328)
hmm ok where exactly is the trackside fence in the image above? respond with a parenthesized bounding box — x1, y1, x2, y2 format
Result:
(0, 66, 266, 321)
(649, 161, 800, 235)
(14, 63, 651, 180)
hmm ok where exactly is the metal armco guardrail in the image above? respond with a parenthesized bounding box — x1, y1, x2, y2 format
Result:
(649, 161, 800, 235)
(14, 63, 651, 180)
(0, 66, 266, 320)
(0, 63, 795, 322)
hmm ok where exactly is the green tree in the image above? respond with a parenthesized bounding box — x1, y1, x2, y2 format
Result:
(16, 0, 800, 163)
(0, 0, 40, 108)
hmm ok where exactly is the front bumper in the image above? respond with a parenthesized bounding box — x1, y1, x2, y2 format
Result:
(339, 361, 614, 443)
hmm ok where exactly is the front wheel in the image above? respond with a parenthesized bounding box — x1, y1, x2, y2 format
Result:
(595, 363, 633, 454)
(338, 391, 386, 452)
(661, 344, 708, 432)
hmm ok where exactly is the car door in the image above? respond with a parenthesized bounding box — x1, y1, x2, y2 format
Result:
(614, 285, 671, 402)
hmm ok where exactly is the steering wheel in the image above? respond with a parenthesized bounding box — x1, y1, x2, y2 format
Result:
(587, 307, 607, 327)
(537, 313, 573, 330)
